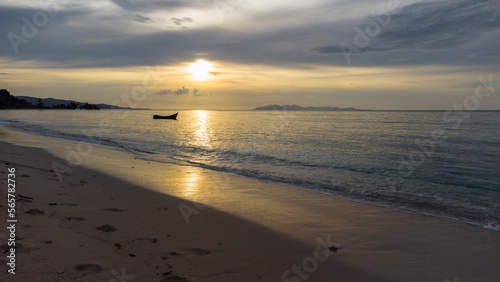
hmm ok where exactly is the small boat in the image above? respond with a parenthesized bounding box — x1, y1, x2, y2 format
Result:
(153, 112, 178, 120)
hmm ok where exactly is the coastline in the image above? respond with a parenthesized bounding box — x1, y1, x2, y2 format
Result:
(1, 126, 500, 281)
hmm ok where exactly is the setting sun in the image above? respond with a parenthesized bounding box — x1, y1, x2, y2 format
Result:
(187, 59, 212, 81)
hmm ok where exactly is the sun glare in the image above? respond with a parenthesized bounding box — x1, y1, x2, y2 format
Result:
(187, 59, 212, 81)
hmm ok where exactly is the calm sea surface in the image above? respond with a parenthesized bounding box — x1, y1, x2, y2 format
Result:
(1, 110, 499, 230)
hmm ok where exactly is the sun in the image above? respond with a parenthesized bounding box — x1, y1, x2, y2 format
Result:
(187, 59, 212, 81)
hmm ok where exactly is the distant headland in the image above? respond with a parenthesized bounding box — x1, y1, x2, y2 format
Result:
(252, 104, 368, 111)
(0, 89, 132, 110)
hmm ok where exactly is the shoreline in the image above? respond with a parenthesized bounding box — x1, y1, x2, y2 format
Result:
(2, 121, 498, 233)
(1, 126, 500, 281)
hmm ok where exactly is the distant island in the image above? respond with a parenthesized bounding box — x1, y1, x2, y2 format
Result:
(253, 104, 367, 111)
(0, 89, 132, 110)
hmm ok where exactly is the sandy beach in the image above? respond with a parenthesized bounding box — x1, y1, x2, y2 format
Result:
(1, 127, 500, 281)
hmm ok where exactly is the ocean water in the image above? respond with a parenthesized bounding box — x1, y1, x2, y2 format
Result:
(1, 109, 499, 230)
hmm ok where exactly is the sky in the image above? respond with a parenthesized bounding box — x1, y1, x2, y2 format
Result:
(0, 0, 499, 110)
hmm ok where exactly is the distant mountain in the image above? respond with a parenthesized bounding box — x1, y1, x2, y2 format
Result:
(16, 96, 132, 110)
(253, 104, 367, 111)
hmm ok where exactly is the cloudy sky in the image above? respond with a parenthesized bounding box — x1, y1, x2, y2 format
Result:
(1, 0, 499, 110)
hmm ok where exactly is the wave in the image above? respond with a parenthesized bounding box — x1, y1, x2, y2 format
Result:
(3, 118, 499, 232)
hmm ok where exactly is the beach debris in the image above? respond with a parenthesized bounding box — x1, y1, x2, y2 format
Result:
(129, 253, 136, 257)
(97, 224, 117, 232)
(80, 180, 87, 184)
(114, 243, 122, 249)
(328, 245, 339, 252)
(44, 240, 53, 244)
(19, 174, 31, 177)
(48, 203, 57, 206)
(72, 263, 103, 273)
(57, 270, 64, 274)
(161, 256, 169, 260)
(191, 248, 210, 255)
(25, 208, 44, 215)
(168, 251, 181, 256)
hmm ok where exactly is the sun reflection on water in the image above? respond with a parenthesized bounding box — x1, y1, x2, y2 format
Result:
(193, 110, 211, 148)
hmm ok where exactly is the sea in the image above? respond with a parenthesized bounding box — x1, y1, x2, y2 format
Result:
(1, 109, 499, 231)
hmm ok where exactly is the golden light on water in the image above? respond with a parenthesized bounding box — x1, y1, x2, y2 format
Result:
(194, 110, 210, 148)
(187, 59, 212, 81)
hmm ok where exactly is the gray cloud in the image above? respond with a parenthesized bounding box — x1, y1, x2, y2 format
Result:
(156, 89, 172, 95)
(0, 0, 498, 69)
(156, 87, 189, 95)
(156, 87, 210, 96)
(374, 0, 500, 50)
(315, 0, 500, 54)
(467, 52, 500, 59)
(173, 87, 189, 95)
(171, 17, 193, 26)
(111, 0, 191, 11)
(134, 14, 152, 23)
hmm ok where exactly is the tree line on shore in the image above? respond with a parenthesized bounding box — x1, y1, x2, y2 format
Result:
(0, 89, 100, 110)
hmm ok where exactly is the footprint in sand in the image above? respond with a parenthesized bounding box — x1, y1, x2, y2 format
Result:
(72, 263, 103, 272)
(134, 237, 157, 243)
(102, 208, 122, 212)
(191, 248, 210, 255)
(0, 243, 26, 253)
(17, 197, 33, 203)
(25, 209, 44, 215)
(64, 217, 85, 222)
(97, 224, 117, 232)
(60, 203, 78, 207)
